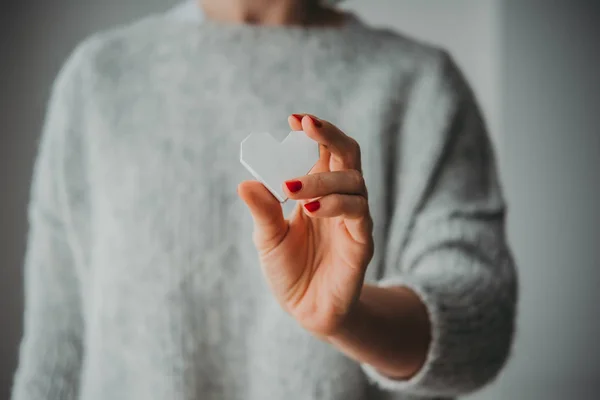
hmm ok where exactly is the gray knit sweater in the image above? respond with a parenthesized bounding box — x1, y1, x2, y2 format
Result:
(12, 10, 517, 400)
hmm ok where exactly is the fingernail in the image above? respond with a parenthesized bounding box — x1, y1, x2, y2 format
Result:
(285, 180, 303, 193)
(292, 114, 304, 122)
(308, 115, 322, 128)
(304, 200, 320, 212)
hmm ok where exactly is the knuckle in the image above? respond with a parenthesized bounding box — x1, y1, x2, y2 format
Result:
(355, 169, 365, 185)
(348, 169, 364, 189)
(343, 154, 354, 167)
(350, 138, 361, 155)
(342, 138, 361, 167)
(355, 195, 369, 213)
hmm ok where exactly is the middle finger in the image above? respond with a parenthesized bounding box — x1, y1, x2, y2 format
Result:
(283, 170, 366, 200)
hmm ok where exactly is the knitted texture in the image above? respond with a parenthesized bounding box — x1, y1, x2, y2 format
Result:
(12, 11, 517, 400)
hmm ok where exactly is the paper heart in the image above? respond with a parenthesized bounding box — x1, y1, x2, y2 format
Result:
(240, 131, 320, 203)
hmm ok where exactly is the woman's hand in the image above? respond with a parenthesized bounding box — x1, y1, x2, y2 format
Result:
(238, 114, 374, 337)
(239, 114, 431, 379)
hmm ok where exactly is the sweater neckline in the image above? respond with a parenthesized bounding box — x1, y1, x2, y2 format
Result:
(191, 11, 365, 43)
(199, 10, 361, 32)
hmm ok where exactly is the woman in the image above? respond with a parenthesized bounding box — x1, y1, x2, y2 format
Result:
(12, 1, 517, 399)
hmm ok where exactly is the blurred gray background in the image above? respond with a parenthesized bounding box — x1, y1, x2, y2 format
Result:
(1, 0, 599, 399)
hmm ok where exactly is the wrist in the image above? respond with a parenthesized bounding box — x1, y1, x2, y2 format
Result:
(325, 292, 368, 342)
(325, 285, 431, 380)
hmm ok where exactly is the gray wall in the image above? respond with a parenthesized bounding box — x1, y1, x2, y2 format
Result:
(0, 2, 180, 398)
(485, 1, 600, 398)
(1, 1, 598, 399)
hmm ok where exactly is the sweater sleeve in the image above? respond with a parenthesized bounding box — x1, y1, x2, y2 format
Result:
(361, 52, 518, 396)
(11, 44, 89, 400)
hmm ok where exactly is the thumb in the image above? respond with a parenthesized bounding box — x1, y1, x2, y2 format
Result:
(237, 180, 288, 250)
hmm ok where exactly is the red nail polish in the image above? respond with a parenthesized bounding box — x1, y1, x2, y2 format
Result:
(285, 180, 303, 193)
(308, 115, 322, 127)
(292, 114, 304, 122)
(304, 200, 320, 212)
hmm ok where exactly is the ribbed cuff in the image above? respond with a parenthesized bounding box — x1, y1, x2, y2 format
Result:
(360, 276, 442, 396)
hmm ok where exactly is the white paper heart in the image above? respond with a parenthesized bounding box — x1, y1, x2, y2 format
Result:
(240, 131, 320, 203)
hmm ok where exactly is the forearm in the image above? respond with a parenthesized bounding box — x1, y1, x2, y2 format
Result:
(327, 284, 431, 379)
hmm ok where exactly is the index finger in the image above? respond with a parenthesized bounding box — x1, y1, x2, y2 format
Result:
(298, 114, 362, 172)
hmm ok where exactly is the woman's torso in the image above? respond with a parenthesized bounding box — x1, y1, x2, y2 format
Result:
(71, 14, 439, 400)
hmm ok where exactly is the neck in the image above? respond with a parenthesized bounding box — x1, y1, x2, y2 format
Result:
(199, 0, 342, 27)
